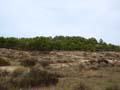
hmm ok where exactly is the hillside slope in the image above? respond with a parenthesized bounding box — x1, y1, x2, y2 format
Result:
(0, 48, 120, 90)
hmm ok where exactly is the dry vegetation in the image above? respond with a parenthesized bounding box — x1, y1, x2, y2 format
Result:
(0, 48, 120, 90)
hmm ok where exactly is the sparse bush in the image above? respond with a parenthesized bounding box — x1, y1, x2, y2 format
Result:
(10, 65, 59, 88)
(74, 82, 92, 90)
(89, 65, 99, 70)
(57, 59, 73, 63)
(83, 52, 88, 57)
(20, 58, 36, 67)
(79, 63, 85, 71)
(0, 73, 10, 90)
(39, 60, 52, 67)
(0, 70, 9, 77)
(11, 67, 27, 77)
(0, 57, 10, 66)
(0, 83, 8, 90)
(105, 84, 120, 90)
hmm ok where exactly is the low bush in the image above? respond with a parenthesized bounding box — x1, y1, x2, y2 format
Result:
(10, 65, 59, 88)
(74, 82, 92, 90)
(0, 73, 10, 90)
(105, 84, 120, 90)
(0, 70, 9, 77)
(11, 67, 27, 77)
(56, 59, 73, 63)
(20, 58, 36, 67)
(0, 57, 10, 66)
(89, 65, 99, 70)
(39, 60, 53, 67)
(0, 83, 8, 90)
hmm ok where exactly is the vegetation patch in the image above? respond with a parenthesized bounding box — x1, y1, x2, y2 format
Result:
(105, 84, 120, 90)
(9, 65, 59, 88)
(0, 57, 10, 66)
(20, 58, 36, 67)
(0, 36, 120, 51)
(73, 82, 92, 90)
(39, 60, 53, 67)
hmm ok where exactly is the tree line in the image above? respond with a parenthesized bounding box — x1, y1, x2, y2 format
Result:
(0, 36, 120, 51)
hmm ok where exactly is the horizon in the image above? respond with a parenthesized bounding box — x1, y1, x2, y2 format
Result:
(0, 0, 120, 45)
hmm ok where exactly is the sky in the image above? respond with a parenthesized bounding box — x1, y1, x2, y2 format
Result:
(0, 0, 120, 45)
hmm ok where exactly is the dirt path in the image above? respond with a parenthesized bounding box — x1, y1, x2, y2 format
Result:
(0, 66, 25, 72)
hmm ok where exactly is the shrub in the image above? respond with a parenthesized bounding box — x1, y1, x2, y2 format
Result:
(10, 65, 59, 88)
(74, 82, 92, 90)
(89, 65, 99, 70)
(105, 84, 120, 90)
(11, 67, 27, 77)
(0, 57, 10, 66)
(39, 60, 52, 67)
(0, 74, 10, 90)
(0, 70, 9, 77)
(56, 59, 73, 63)
(0, 83, 8, 90)
(20, 58, 36, 67)
(0, 77, 18, 90)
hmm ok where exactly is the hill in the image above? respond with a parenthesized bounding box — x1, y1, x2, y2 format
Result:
(0, 48, 120, 90)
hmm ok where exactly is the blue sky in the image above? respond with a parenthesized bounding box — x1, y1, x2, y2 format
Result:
(0, 0, 120, 45)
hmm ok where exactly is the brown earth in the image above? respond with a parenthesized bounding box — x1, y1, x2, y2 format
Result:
(0, 48, 120, 90)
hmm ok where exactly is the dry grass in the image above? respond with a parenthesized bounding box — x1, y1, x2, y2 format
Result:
(0, 48, 120, 90)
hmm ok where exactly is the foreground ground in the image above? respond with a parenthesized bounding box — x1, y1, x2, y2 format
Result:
(0, 48, 120, 90)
